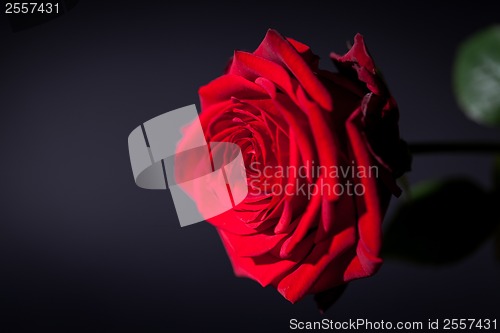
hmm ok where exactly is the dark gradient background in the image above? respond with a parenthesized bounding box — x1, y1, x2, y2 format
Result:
(1, 1, 499, 332)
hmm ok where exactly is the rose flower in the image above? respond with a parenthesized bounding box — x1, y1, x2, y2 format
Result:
(179, 29, 410, 309)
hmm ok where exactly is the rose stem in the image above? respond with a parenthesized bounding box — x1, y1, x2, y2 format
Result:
(409, 142, 500, 154)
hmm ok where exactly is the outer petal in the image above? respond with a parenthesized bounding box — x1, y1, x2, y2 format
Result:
(199, 74, 268, 109)
(330, 33, 382, 95)
(331, 35, 411, 179)
(285, 37, 320, 71)
(219, 230, 316, 288)
(277, 226, 357, 303)
(254, 29, 332, 111)
(219, 228, 289, 257)
(345, 106, 386, 275)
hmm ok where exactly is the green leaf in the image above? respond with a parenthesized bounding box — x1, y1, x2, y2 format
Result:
(383, 179, 498, 265)
(454, 26, 500, 127)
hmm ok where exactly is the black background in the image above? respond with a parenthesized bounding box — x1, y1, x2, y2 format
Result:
(1, 1, 499, 332)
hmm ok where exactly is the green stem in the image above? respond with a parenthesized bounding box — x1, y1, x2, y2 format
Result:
(409, 142, 500, 154)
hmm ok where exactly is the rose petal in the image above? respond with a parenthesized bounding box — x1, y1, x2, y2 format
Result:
(199, 74, 268, 110)
(277, 226, 357, 303)
(219, 230, 315, 288)
(219, 228, 289, 257)
(286, 37, 320, 71)
(254, 29, 332, 111)
(296, 87, 341, 200)
(280, 185, 322, 258)
(345, 106, 385, 275)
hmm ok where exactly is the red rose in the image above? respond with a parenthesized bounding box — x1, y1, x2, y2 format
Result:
(185, 29, 410, 308)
